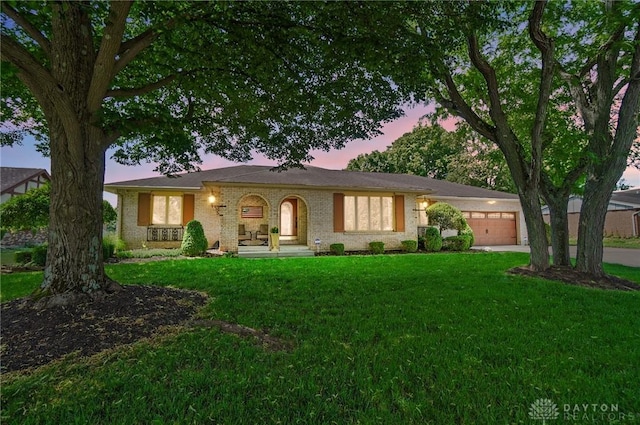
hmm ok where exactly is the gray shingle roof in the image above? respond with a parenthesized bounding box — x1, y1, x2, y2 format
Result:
(104, 165, 518, 199)
(0, 167, 50, 193)
(611, 188, 640, 207)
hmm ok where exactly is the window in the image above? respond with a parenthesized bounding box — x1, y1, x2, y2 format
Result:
(152, 195, 182, 225)
(344, 195, 393, 231)
(487, 212, 502, 219)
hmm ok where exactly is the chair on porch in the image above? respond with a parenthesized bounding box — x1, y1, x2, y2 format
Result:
(238, 224, 251, 245)
(256, 224, 269, 245)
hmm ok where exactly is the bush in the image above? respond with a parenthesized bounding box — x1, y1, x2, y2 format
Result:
(423, 226, 442, 252)
(31, 244, 48, 266)
(426, 202, 466, 233)
(369, 241, 385, 254)
(115, 250, 134, 259)
(103, 238, 116, 259)
(103, 233, 126, 255)
(401, 240, 418, 253)
(14, 250, 32, 264)
(181, 220, 208, 257)
(460, 224, 475, 248)
(329, 243, 345, 256)
(442, 235, 472, 251)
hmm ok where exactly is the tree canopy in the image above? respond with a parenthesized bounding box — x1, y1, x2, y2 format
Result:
(0, 1, 411, 301)
(391, 1, 640, 274)
(347, 122, 516, 193)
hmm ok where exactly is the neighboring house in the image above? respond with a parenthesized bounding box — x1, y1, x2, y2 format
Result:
(541, 188, 640, 237)
(104, 165, 526, 252)
(0, 167, 51, 204)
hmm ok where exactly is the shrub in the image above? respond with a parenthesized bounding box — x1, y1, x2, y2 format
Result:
(369, 241, 385, 254)
(426, 202, 466, 234)
(442, 235, 472, 251)
(14, 250, 32, 264)
(460, 224, 475, 248)
(181, 220, 208, 257)
(115, 250, 134, 259)
(423, 226, 442, 252)
(103, 233, 126, 255)
(103, 238, 116, 259)
(31, 244, 48, 266)
(329, 243, 345, 256)
(401, 240, 418, 253)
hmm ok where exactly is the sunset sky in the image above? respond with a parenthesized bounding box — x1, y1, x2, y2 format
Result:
(1, 102, 639, 205)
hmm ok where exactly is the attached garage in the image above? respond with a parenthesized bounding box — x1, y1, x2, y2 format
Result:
(464, 212, 517, 245)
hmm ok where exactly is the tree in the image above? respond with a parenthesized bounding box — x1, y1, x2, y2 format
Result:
(1, 1, 406, 303)
(396, 1, 639, 274)
(0, 184, 51, 231)
(347, 122, 516, 193)
(0, 183, 117, 231)
(425, 202, 467, 235)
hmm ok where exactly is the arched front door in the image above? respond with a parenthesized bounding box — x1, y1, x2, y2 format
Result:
(280, 198, 297, 237)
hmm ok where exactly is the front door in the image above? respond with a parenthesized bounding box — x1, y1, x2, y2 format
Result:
(280, 198, 298, 237)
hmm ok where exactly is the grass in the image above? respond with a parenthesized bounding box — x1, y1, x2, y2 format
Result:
(2, 252, 639, 424)
(0, 247, 23, 267)
(569, 236, 640, 249)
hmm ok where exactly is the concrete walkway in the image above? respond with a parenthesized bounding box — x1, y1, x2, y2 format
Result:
(474, 245, 639, 268)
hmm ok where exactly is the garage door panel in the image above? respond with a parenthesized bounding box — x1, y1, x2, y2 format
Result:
(466, 214, 517, 245)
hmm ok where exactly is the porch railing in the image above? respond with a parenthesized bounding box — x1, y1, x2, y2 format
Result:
(147, 226, 184, 242)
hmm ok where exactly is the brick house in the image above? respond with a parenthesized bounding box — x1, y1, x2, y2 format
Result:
(542, 189, 640, 238)
(104, 165, 526, 253)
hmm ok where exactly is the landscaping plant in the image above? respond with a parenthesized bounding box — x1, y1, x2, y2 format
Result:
(181, 220, 208, 257)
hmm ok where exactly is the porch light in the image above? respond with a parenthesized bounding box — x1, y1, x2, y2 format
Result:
(208, 193, 226, 216)
(413, 199, 429, 212)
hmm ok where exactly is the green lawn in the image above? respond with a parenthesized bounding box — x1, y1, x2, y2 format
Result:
(2, 252, 639, 424)
(569, 236, 640, 249)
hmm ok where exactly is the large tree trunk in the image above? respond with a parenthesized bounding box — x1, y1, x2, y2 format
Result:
(517, 185, 550, 271)
(31, 2, 120, 304)
(37, 122, 112, 302)
(576, 147, 629, 276)
(543, 192, 571, 267)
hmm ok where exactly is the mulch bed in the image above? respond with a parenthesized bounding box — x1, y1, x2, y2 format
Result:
(1, 285, 208, 374)
(508, 266, 640, 291)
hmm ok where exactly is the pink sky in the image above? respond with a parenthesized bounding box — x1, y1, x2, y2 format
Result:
(1, 103, 639, 205)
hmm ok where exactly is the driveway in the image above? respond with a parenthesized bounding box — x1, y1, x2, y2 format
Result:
(474, 245, 640, 268)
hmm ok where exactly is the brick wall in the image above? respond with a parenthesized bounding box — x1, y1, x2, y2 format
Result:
(543, 209, 639, 238)
(116, 186, 419, 252)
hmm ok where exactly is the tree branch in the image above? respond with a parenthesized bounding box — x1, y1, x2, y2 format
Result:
(0, 34, 56, 89)
(528, 0, 555, 171)
(87, 0, 133, 112)
(1, 3, 52, 59)
(466, 33, 513, 141)
(435, 66, 497, 142)
(612, 25, 640, 154)
(105, 74, 177, 98)
(114, 22, 173, 75)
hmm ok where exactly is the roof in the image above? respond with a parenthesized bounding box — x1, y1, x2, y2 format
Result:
(104, 165, 519, 199)
(0, 167, 51, 193)
(611, 188, 640, 207)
